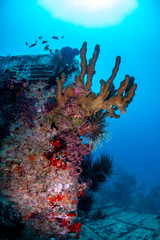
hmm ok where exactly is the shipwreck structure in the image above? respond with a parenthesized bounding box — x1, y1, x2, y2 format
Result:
(0, 42, 137, 239)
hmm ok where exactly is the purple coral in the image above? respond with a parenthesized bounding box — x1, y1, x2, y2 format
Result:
(60, 131, 91, 176)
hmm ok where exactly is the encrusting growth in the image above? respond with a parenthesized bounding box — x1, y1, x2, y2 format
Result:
(56, 42, 137, 118)
(0, 42, 137, 239)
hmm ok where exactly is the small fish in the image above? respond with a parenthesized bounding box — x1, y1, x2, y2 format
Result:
(42, 40, 48, 44)
(29, 43, 37, 48)
(25, 42, 29, 45)
(52, 36, 58, 40)
(39, 36, 43, 40)
(61, 36, 64, 39)
(44, 45, 49, 51)
(49, 49, 53, 53)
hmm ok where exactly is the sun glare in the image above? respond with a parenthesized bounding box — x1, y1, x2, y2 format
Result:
(38, 0, 138, 27)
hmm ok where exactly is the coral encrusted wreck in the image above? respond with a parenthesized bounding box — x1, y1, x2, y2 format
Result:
(0, 42, 137, 239)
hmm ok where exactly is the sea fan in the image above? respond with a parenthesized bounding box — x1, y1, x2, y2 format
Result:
(83, 110, 111, 148)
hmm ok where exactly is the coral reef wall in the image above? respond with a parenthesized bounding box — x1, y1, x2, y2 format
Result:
(0, 42, 137, 239)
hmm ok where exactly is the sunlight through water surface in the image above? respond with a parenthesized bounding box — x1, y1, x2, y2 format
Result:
(37, 0, 138, 27)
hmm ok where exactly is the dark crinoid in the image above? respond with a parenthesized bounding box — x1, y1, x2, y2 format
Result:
(90, 153, 114, 191)
(84, 110, 111, 148)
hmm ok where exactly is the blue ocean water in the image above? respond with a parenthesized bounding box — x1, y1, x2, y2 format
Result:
(0, 0, 160, 230)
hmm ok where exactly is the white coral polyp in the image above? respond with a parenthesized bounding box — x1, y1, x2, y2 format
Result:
(54, 183, 63, 193)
